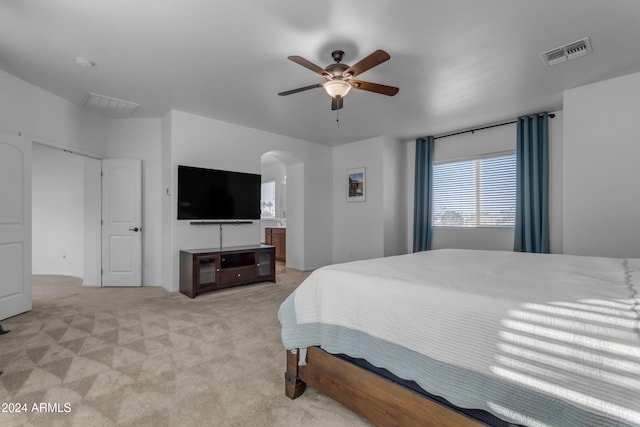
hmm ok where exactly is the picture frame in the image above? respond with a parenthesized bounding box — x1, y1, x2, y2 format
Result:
(346, 167, 366, 202)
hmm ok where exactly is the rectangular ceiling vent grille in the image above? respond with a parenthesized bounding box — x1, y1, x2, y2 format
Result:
(84, 92, 140, 117)
(541, 37, 591, 66)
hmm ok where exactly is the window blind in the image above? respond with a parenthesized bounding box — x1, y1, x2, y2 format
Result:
(432, 152, 516, 227)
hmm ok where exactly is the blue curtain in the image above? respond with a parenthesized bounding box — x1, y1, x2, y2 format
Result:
(413, 136, 434, 252)
(514, 113, 550, 253)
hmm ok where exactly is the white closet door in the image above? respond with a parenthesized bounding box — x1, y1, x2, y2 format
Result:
(101, 159, 142, 286)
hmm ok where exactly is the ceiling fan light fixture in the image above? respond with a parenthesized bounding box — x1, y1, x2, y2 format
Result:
(280, 49, 398, 111)
(324, 79, 352, 98)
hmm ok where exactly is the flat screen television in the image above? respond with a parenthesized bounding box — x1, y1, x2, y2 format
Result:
(177, 165, 261, 220)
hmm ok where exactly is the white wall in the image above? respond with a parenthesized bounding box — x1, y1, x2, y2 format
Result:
(107, 118, 163, 286)
(382, 136, 407, 257)
(0, 70, 108, 157)
(162, 110, 333, 292)
(161, 112, 173, 292)
(548, 111, 564, 254)
(302, 142, 333, 267)
(286, 162, 305, 270)
(563, 72, 640, 258)
(332, 136, 406, 264)
(333, 137, 384, 262)
(405, 111, 563, 253)
(83, 157, 102, 285)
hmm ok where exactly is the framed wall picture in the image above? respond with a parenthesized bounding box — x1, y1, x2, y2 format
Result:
(347, 167, 366, 202)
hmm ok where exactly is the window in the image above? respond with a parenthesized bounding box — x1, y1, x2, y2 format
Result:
(261, 180, 276, 219)
(432, 152, 516, 227)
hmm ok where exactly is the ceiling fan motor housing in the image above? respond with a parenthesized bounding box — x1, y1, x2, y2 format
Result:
(324, 63, 350, 80)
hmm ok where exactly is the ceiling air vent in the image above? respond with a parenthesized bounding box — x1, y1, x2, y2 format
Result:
(84, 92, 140, 117)
(541, 37, 591, 66)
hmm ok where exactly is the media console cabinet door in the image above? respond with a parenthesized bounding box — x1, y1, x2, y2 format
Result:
(195, 254, 220, 288)
(257, 249, 275, 279)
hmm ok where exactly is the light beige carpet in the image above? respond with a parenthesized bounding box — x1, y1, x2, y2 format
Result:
(0, 268, 371, 427)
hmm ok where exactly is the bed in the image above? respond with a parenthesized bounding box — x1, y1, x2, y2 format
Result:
(278, 249, 640, 426)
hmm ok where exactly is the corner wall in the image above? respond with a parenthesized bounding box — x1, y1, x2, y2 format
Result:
(0, 70, 108, 156)
(563, 72, 640, 258)
(332, 136, 406, 264)
(382, 136, 407, 257)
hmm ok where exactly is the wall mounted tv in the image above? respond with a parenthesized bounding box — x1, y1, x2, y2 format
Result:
(177, 165, 261, 220)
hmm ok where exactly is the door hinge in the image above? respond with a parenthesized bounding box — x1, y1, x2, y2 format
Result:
(101, 269, 103, 275)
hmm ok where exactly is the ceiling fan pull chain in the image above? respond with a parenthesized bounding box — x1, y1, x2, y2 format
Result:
(336, 108, 340, 128)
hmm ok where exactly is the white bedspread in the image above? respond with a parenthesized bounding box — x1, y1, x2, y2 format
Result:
(279, 249, 640, 426)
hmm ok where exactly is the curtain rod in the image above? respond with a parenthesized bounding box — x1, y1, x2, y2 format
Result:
(433, 113, 555, 140)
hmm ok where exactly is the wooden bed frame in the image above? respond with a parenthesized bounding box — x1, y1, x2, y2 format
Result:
(284, 347, 487, 427)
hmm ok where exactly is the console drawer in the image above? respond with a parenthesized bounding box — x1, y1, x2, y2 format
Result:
(219, 265, 256, 285)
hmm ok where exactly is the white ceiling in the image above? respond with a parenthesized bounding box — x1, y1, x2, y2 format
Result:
(2, 0, 640, 146)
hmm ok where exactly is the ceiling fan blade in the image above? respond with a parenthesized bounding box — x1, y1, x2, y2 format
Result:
(345, 50, 390, 77)
(331, 96, 344, 111)
(278, 83, 323, 96)
(288, 56, 327, 76)
(351, 80, 399, 96)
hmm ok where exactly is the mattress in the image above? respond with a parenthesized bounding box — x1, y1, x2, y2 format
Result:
(278, 249, 640, 426)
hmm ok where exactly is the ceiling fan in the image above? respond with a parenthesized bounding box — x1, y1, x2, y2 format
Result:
(278, 49, 399, 111)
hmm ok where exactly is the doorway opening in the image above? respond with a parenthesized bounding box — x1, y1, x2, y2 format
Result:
(260, 150, 303, 270)
(32, 142, 101, 286)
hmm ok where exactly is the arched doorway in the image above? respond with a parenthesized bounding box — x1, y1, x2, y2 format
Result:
(260, 150, 303, 270)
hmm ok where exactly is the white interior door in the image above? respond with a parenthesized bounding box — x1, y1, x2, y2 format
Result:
(101, 159, 142, 286)
(0, 132, 31, 320)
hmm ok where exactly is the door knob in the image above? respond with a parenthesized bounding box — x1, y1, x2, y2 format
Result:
(128, 227, 140, 232)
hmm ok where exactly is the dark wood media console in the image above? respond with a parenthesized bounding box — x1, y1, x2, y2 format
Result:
(179, 245, 275, 298)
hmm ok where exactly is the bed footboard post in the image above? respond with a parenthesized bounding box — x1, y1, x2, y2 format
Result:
(285, 350, 307, 399)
